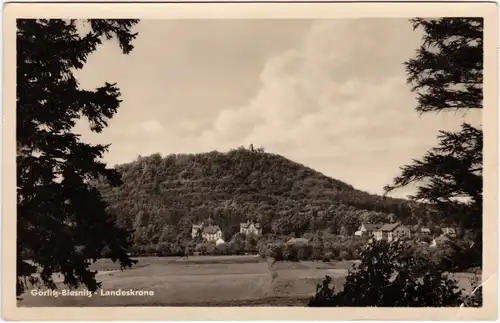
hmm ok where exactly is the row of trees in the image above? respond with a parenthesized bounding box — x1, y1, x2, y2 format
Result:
(117, 227, 481, 275)
(126, 232, 260, 257)
(255, 233, 479, 273)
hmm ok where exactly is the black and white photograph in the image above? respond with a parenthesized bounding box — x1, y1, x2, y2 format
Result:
(3, 1, 498, 320)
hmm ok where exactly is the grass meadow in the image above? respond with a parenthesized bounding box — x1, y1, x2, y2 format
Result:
(17, 256, 479, 307)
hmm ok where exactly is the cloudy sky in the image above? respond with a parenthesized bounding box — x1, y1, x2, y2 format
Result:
(73, 19, 481, 198)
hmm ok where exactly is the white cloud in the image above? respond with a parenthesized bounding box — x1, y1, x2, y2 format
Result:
(194, 19, 481, 197)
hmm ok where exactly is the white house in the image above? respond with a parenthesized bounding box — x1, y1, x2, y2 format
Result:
(374, 223, 411, 242)
(240, 221, 262, 236)
(355, 223, 384, 237)
(202, 225, 223, 242)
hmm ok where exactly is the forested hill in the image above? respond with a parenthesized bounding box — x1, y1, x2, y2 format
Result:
(94, 146, 436, 248)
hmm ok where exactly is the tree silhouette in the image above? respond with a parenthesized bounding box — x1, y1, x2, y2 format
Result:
(384, 18, 483, 264)
(17, 19, 139, 296)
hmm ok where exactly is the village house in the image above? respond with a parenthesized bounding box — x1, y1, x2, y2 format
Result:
(374, 222, 411, 242)
(441, 227, 457, 237)
(409, 224, 420, 234)
(239, 221, 262, 236)
(192, 221, 223, 242)
(354, 223, 383, 237)
(202, 225, 223, 242)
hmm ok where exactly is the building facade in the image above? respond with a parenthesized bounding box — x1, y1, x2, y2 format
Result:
(374, 223, 411, 242)
(202, 225, 223, 242)
(240, 221, 262, 236)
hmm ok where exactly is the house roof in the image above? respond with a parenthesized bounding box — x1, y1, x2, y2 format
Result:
(203, 225, 221, 234)
(286, 237, 309, 244)
(240, 222, 261, 229)
(378, 223, 401, 232)
(362, 223, 383, 231)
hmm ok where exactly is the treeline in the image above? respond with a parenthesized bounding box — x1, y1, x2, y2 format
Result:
(257, 234, 480, 270)
(125, 232, 260, 257)
(94, 147, 450, 251)
(308, 239, 482, 307)
(258, 235, 366, 262)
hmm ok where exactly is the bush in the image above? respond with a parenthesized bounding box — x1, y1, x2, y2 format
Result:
(269, 243, 284, 261)
(323, 251, 334, 262)
(462, 275, 483, 307)
(155, 242, 170, 255)
(205, 242, 216, 255)
(311, 243, 324, 260)
(428, 238, 481, 272)
(338, 250, 349, 261)
(195, 243, 207, 254)
(100, 245, 112, 258)
(309, 240, 463, 307)
(258, 237, 367, 263)
(283, 244, 298, 261)
(257, 243, 269, 258)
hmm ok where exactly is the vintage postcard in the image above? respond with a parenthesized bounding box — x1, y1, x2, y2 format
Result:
(2, 1, 498, 321)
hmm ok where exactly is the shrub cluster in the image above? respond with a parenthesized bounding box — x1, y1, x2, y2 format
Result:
(258, 236, 367, 262)
(308, 239, 466, 307)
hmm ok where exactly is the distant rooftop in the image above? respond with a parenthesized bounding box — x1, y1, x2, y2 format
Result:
(240, 221, 261, 229)
(203, 225, 221, 234)
(378, 223, 401, 232)
(362, 223, 383, 231)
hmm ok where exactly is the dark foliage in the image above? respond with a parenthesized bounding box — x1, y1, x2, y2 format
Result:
(309, 240, 464, 307)
(404, 18, 482, 113)
(385, 18, 483, 266)
(17, 19, 139, 296)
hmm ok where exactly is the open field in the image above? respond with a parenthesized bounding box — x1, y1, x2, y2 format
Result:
(17, 256, 479, 307)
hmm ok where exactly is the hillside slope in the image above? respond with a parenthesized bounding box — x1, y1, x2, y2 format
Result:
(95, 147, 435, 249)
